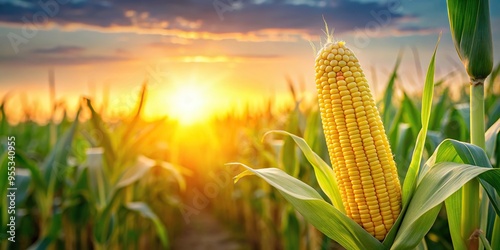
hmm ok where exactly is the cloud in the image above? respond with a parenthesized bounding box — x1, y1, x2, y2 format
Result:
(31, 45, 85, 54)
(0, 53, 133, 66)
(0, 0, 412, 41)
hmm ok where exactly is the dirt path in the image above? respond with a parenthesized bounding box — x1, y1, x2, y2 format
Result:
(172, 210, 250, 250)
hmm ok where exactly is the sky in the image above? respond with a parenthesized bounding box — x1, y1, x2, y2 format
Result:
(1, 0, 499, 123)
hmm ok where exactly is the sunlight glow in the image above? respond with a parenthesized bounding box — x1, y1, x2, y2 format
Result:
(167, 85, 207, 125)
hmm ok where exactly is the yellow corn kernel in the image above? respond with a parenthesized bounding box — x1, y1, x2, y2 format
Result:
(315, 40, 401, 241)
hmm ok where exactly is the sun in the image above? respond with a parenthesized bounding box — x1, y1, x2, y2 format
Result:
(168, 85, 207, 125)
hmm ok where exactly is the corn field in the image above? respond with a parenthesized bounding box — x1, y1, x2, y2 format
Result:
(1, 0, 500, 249)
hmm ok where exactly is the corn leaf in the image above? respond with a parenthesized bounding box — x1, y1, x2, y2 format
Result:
(384, 34, 441, 248)
(487, 64, 500, 97)
(0, 94, 11, 136)
(93, 213, 115, 245)
(231, 163, 385, 250)
(95, 155, 166, 232)
(387, 103, 404, 151)
(161, 161, 187, 191)
(0, 151, 9, 197)
(125, 202, 169, 248)
(442, 104, 470, 142)
(265, 130, 344, 212)
(445, 190, 466, 250)
(477, 170, 500, 249)
(282, 136, 299, 178)
(115, 155, 156, 189)
(85, 98, 116, 169)
(401, 92, 421, 137)
(455, 104, 471, 133)
(394, 162, 492, 249)
(415, 239, 429, 250)
(16, 151, 46, 191)
(280, 104, 301, 178)
(485, 118, 500, 160)
(382, 52, 402, 131)
(28, 211, 62, 250)
(41, 106, 81, 187)
(487, 102, 500, 134)
(426, 131, 443, 154)
(401, 33, 440, 206)
(120, 82, 147, 144)
(120, 118, 166, 168)
(420, 139, 491, 181)
(416, 139, 499, 249)
(429, 88, 450, 131)
(395, 139, 494, 249)
(394, 124, 413, 180)
(478, 172, 500, 217)
(86, 148, 109, 210)
(421, 139, 500, 216)
(281, 207, 301, 250)
(303, 109, 323, 154)
(14, 169, 31, 204)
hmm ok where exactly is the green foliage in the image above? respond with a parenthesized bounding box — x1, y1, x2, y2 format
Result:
(0, 87, 185, 250)
(381, 53, 402, 132)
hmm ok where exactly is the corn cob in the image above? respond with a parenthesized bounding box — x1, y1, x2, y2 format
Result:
(314, 40, 401, 240)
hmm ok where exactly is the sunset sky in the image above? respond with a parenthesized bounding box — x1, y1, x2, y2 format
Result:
(1, 0, 499, 123)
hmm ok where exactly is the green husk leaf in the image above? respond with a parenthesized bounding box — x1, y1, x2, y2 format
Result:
(447, 0, 493, 80)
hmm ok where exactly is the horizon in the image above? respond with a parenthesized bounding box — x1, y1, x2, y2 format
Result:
(1, 0, 500, 124)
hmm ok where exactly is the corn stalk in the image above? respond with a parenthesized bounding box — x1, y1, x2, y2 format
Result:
(447, 0, 494, 249)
